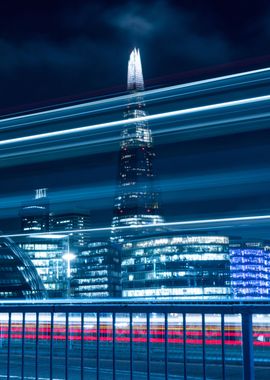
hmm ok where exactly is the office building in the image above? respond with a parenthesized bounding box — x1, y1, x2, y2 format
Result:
(72, 240, 121, 298)
(111, 48, 164, 243)
(122, 234, 231, 299)
(50, 212, 91, 248)
(230, 240, 269, 298)
(20, 188, 50, 232)
(18, 235, 67, 298)
(0, 237, 46, 299)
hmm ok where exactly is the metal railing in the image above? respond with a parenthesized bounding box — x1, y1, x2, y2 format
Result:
(0, 300, 269, 380)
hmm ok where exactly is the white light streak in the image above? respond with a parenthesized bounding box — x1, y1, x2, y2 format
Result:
(2, 214, 270, 238)
(1, 66, 270, 126)
(1, 94, 270, 147)
(29, 234, 68, 239)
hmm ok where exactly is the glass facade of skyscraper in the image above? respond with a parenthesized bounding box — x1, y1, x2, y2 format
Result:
(20, 188, 49, 232)
(111, 49, 164, 243)
(230, 240, 270, 298)
(0, 238, 45, 299)
(122, 234, 231, 299)
(50, 212, 91, 248)
(18, 236, 67, 298)
(72, 241, 121, 298)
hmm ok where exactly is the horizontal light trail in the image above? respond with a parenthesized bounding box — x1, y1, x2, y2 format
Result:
(0, 323, 269, 346)
(0, 134, 120, 161)
(1, 66, 270, 125)
(1, 94, 270, 147)
(1, 167, 269, 211)
(0, 333, 250, 346)
(2, 108, 270, 163)
(2, 214, 270, 239)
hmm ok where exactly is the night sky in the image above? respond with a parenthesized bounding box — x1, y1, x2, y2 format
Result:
(2, 0, 270, 113)
(1, 1, 270, 238)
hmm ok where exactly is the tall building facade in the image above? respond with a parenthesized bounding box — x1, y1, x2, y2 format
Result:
(72, 241, 121, 298)
(230, 240, 270, 298)
(111, 49, 164, 243)
(19, 189, 68, 298)
(18, 236, 67, 298)
(20, 188, 49, 232)
(50, 212, 91, 248)
(122, 234, 231, 299)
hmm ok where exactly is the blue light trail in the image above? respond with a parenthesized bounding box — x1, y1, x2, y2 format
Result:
(1, 94, 270, 147)
(2, 213, 270, 238)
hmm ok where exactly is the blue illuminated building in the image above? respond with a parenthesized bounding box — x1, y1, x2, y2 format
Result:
(18, 235, 67, 298)
(72, 240, 121, 298)
(0, 237, 46, 299)
(50, 212, 91, 248)
(20, 188, 50, 232)
(122, 234, 231, 299)
(230, 240, 270, 298)
(111, 48, 164, 243)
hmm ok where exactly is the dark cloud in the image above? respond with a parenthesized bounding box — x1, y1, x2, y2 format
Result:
(1, 0, 270, 112)
(106, 1, 230, 64)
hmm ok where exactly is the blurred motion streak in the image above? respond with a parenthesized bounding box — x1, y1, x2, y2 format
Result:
(2, 214, 270, 238)
(1, 94, 270, 147)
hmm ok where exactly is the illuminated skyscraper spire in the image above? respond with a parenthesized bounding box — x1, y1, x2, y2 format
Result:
(127, 48, 144, 92)
(111, 49, 164, 243)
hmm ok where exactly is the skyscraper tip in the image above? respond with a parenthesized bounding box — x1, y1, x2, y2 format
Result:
(127, 48, 144, 92)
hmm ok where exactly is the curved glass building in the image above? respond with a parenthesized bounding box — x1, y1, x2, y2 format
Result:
(0, 237, 46, 299)
(122, 234, 231, 299)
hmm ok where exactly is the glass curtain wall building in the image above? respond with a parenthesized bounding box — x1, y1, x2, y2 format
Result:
(111, 48, 164, 243)
(50, 212, 91, 248)
(0, 238, 46, 299)
(20, 188, 50, 232)
(230, 240, 270, 298)
(72, 241, 121, 298)
(18, 236, 67, 298)
(122, 234, 231, 299)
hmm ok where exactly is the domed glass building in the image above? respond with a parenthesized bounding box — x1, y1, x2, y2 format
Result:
(0, 237, 46, 299)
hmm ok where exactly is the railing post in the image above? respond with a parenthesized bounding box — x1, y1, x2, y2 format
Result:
(7, 312, 11, 380)
(130, 312, 133, 380)
(147, 313, 150, 380)
(183, 313, 187, 380)
(241, 313, 254, 380)
(221, 313, 225, 380)
(50, 311, 53, 380)
(35, 312, 39, 380)
(97, 313, 100, 380)
(164, 313, 168, 380)
(81, 313, 84, 380)
(21, 312, 25, 380)
(65, 312, 69, 380)
(112, 313, 116, 380)
(202, 313, 206, 380)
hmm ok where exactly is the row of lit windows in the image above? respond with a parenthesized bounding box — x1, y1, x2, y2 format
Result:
(77, 277, 108, 285)
(231, 258, 267, 264)
(122, 253, 228, 267)
(124, 236, 229, 249)
(75, 291, 109, 297)
(123, 286, 230, 297)
(21, 244, 59, 250)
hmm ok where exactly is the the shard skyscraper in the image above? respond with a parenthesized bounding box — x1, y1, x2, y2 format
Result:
(111, 48, 164, 243)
